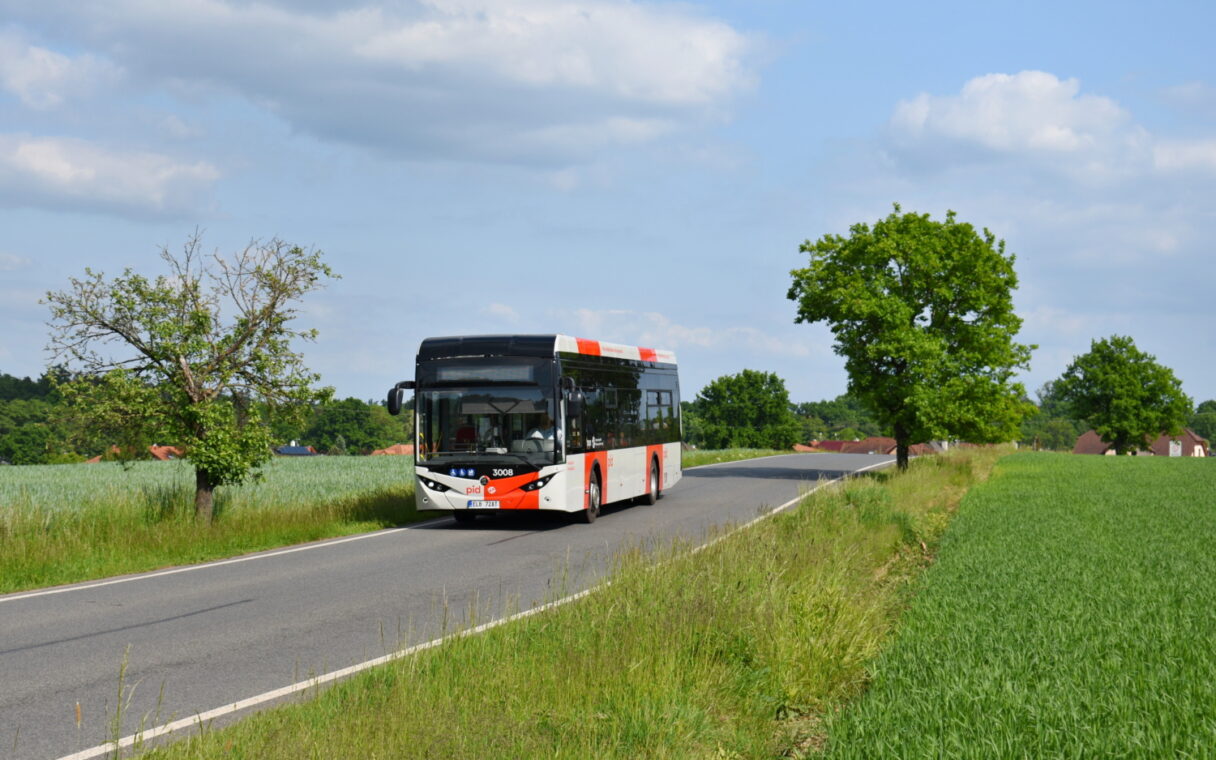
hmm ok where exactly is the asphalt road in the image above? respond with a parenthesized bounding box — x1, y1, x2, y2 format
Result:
(0, 452, 893, 760)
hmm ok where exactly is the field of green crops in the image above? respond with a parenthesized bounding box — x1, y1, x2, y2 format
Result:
(822, 452, 1216, 757)
(0, 455, 415, 514)
(0, 456, 419, 593)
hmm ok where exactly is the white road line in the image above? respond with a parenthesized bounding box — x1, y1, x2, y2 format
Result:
(55, 457, 895, 760)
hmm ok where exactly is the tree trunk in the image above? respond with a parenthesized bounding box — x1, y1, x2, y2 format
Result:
(894, 424, 910, 471)
(194, 468, 215, 522)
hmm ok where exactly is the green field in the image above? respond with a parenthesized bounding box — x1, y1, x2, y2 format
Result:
(136, 448, 998, 759)
(0, 456, 419, 592)
(822, 452, 1216, 757)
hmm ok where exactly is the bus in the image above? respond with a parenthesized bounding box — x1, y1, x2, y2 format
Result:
(386, 334, 681, 524)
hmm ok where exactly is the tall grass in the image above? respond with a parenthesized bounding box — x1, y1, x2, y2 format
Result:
(139, 448, 1002, 759)
(681, 448, 797, 468)
(0, 457, 417, 593)
(821, 452, 1216, 757)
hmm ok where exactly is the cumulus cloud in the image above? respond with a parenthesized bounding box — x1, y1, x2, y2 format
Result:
(0, 28, 120, 108)
(888, 71, 1153, 181)
(2, 0, 756, 163)
(0, 135, 219, 216)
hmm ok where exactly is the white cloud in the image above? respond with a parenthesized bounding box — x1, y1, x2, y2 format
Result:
(0, 28, 120, 108)
(888, 71, 1153, 181)
(1, 0, 756, 163)
(482, 302, 520, 323)
(892, 71, 1130, 153)
(0, 252, 30, 271)
(1153, 139, 1216, 173)
(0, 135, 219, 216)
(567, 308, 810, 358)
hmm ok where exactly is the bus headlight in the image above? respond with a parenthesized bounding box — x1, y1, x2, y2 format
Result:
(521, 475, 554, 492)
(419, 477, 450, 493)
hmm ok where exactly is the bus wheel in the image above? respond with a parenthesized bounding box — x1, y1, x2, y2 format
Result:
(579, 473, 601, 524)
(642, 460, 660, 505)
(452, 511, 476, 525)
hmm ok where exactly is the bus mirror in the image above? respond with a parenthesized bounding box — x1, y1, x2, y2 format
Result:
(567, 389, 585, 418)
(560, 376, 576, 392)
(386, 380, 414, 416)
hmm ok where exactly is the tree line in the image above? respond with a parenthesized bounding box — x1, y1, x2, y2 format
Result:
(680, 367, 1215, 454)
(0, 369, 413, 466)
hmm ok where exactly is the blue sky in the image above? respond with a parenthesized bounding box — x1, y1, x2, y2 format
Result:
(1, 0, 1213, 406)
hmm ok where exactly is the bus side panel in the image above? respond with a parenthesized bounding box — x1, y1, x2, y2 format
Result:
(663, 441, 682, 490)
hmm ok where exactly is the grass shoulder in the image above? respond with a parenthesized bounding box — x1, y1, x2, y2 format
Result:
(139, 447, 1003, 759)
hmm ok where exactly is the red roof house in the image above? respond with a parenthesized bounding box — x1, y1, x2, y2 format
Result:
(1073, 428, 1209, 457)
(372, 443, 415, 456)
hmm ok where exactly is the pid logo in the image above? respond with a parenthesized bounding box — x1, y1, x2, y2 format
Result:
(465, 485, 482, 496)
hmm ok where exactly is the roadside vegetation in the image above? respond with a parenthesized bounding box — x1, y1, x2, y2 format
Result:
(0, 448, 793, 594)
(820, 452, 1216, 756)
(138, 447, 1000, 759)
(0, 456, 417, 593)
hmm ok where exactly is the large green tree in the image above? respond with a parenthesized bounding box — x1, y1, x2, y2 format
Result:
(695, 369, 801, 450)
(1054, 335, 1191, 455)
(45, 235, 335, 520)
(304, 397, 410, 454)
(789, 205, 1034, 469)
(1190, 400, 1216, 446)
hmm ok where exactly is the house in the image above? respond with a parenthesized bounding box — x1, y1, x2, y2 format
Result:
(274, 444, 319, 456)
(792, 443, 817, 453)
(1073, 428, 1209, 457)
(371, 443, 415, 456)
(148, 444, 184, 461)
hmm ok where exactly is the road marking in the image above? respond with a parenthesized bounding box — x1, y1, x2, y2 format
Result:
(55, 457, 896, 760)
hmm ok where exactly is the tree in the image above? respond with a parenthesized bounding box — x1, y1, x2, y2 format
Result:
(1054, 335, 1191, 455)
(1191, 400, 1216, 445)
(1018, 381, 1087, 450)
(303, 397, 407, 454)
(45, 235, 335, 520)
(695, 369, 801, 450)
(789, 205, 1034, 469)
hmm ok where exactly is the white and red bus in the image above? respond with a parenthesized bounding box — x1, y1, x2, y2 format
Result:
(387, 335, 681, 524)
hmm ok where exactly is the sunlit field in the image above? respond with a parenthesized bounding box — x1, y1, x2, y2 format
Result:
(822, 453, 1216, 757)
(0, 456, 417, 593)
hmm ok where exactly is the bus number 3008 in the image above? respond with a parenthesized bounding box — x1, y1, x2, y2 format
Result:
(491, 468, 515, 478)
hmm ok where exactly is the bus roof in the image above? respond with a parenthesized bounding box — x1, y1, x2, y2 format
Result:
(417, 334, 677, 365)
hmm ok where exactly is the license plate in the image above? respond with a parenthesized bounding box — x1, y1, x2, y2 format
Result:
(466, 500, 500, 509)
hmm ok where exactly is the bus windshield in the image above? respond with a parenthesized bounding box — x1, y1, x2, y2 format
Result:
(417, 387, 558, 466)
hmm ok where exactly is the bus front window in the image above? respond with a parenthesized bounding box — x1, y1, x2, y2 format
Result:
(418, 387, 558, 465)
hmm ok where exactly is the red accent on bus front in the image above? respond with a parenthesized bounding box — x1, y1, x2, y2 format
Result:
(639, 347, 657, 362)
(576, 338, 602, 356)
(483, 472, 542, 509)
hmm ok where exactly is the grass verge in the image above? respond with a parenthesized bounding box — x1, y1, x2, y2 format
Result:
(820, 452, 1216, 757)
(137, 448, 1002, 759)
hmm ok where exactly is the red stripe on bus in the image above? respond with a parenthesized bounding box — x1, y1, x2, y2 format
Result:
(639, 347, 657, 362)
(576, 338, 601, 356)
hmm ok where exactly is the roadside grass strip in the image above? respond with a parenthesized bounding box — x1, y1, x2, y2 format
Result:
(0, 457, 419, 593)
(134, 449, 1000, 759)
(821, 452, 1216, 758)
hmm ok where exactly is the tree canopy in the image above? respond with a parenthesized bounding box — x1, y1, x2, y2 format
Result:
(1055, 335, 1191, 455)
(44, 235, 336, 520)
(691, 369, 801, 450)
(789, 205, 1034, 469)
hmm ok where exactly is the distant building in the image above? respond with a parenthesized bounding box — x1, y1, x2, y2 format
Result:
(371, 443, 414, 456)
(274, 444, 319, 456)
(1073, 428, 1209, 457)
(148, 445, 184, 461)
